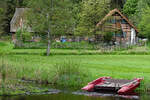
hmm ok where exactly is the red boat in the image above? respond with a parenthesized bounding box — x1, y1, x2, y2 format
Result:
(82, 77, 142, 94)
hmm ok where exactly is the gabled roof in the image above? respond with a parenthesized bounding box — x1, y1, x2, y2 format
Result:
(96, 9, 139, 33)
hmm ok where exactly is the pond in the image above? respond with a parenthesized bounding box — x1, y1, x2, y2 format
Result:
(0, 91, 150, 100)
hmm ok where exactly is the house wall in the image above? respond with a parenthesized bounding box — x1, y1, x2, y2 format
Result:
(97, 10, 138, 45)
(12, 33, 15, 40)
(112, 23, 136, 45)
(121, 24, 131, 44)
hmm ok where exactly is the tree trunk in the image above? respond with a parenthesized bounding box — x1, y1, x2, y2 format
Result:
(46, 0, 53, 56)
(47, 30, 51, 56)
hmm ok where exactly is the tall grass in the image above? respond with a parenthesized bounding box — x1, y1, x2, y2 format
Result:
(1, 56, 90, 88)
(52, 60, 90, 88)
(0, 57, 7, 95)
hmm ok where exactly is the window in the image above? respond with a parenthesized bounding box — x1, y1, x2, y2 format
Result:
(121, 19, 127, 24)
(115, 33, 121, 37)
(111, 19, 116, 24)
(123, 32, 126, 38)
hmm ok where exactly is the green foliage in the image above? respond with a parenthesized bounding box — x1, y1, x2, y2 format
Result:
(15, 28, 24, 47)
(136, 0, 149, 14)
(26, 0, 75, 55)
(123, 0, 150, 30)
(109, 0, 126, 10)
(13, 41, 95, 50)
(20, 27, 32, 41)
(52, 42, 93, 49)
(22, 31, 32, 41)
(0, 42, 13, 55)
(0, 8, 3, 13)
(16, 28, 22, 41)
(103, 32, 113, 43)
(14, 42, 47, 49)
(15, 27, 32, 47)
(123, 0, 139, 16)
(76, 0, 110, 35)
(132, 0, 150, 26)
(138, 7, 150, 40)
(26, 0, 75, 35)
(0, 1, 7, 35)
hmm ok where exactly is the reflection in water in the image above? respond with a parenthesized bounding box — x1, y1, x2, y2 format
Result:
(0, 92, 150, 100)
(72, 91, 140, 100)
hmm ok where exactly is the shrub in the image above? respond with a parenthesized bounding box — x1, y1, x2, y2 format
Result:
(51, 41, 93, 49)
(14, 42, 47, 49)
(14, 41, 94, 49)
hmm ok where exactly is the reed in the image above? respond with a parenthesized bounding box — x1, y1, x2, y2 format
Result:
(52, 59, 89, 87)
(0, 57, 7, 95)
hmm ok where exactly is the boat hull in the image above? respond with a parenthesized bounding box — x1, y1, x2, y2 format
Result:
(82, 77, 142, 94)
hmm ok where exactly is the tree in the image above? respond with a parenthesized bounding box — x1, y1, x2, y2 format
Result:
(0, 8, 4, 35)
(123, 0, 146, 26)
(27, 0, 74, 56)
(138, 7, 150, 40)
(0, 1, 7, 36)
(70, 0, 82, 32)
(123, 0, 139, 16)
(75, 0, 110, 36)
(123, 0, 150, 30)
(110, 0, 126, 10)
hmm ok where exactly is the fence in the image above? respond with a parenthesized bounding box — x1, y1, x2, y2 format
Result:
(13, 34, 146, 52)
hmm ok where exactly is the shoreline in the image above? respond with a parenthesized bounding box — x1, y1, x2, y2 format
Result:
(0, 78, 149, 96)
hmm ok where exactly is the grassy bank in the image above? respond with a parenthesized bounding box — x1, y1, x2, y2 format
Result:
(1, 53, 150, 91)
(0, 41, 150, 94)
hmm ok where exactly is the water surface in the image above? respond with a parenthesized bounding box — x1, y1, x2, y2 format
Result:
(0, 91, 150, 100)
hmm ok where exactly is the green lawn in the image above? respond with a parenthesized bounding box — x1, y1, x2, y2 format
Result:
(2, 51, 150, 91)
(0, 41, 150, 92)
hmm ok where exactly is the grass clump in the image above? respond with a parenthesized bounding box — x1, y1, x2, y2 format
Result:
(0, 57, 8, 95)
(52, 59, 90, 88)
(0, 57, 11, 95)
(0, 57, 53, 96)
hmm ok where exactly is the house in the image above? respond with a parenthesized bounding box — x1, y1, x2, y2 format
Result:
(96, 9, 139, 45)
(10, 8, 32, 41)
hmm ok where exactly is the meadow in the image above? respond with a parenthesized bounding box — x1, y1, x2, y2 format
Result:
(0, 41, 150, 94)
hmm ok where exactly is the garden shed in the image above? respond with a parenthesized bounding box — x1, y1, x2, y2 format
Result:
(96, 8, 139, 45)
(10, 8, 32, 40)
